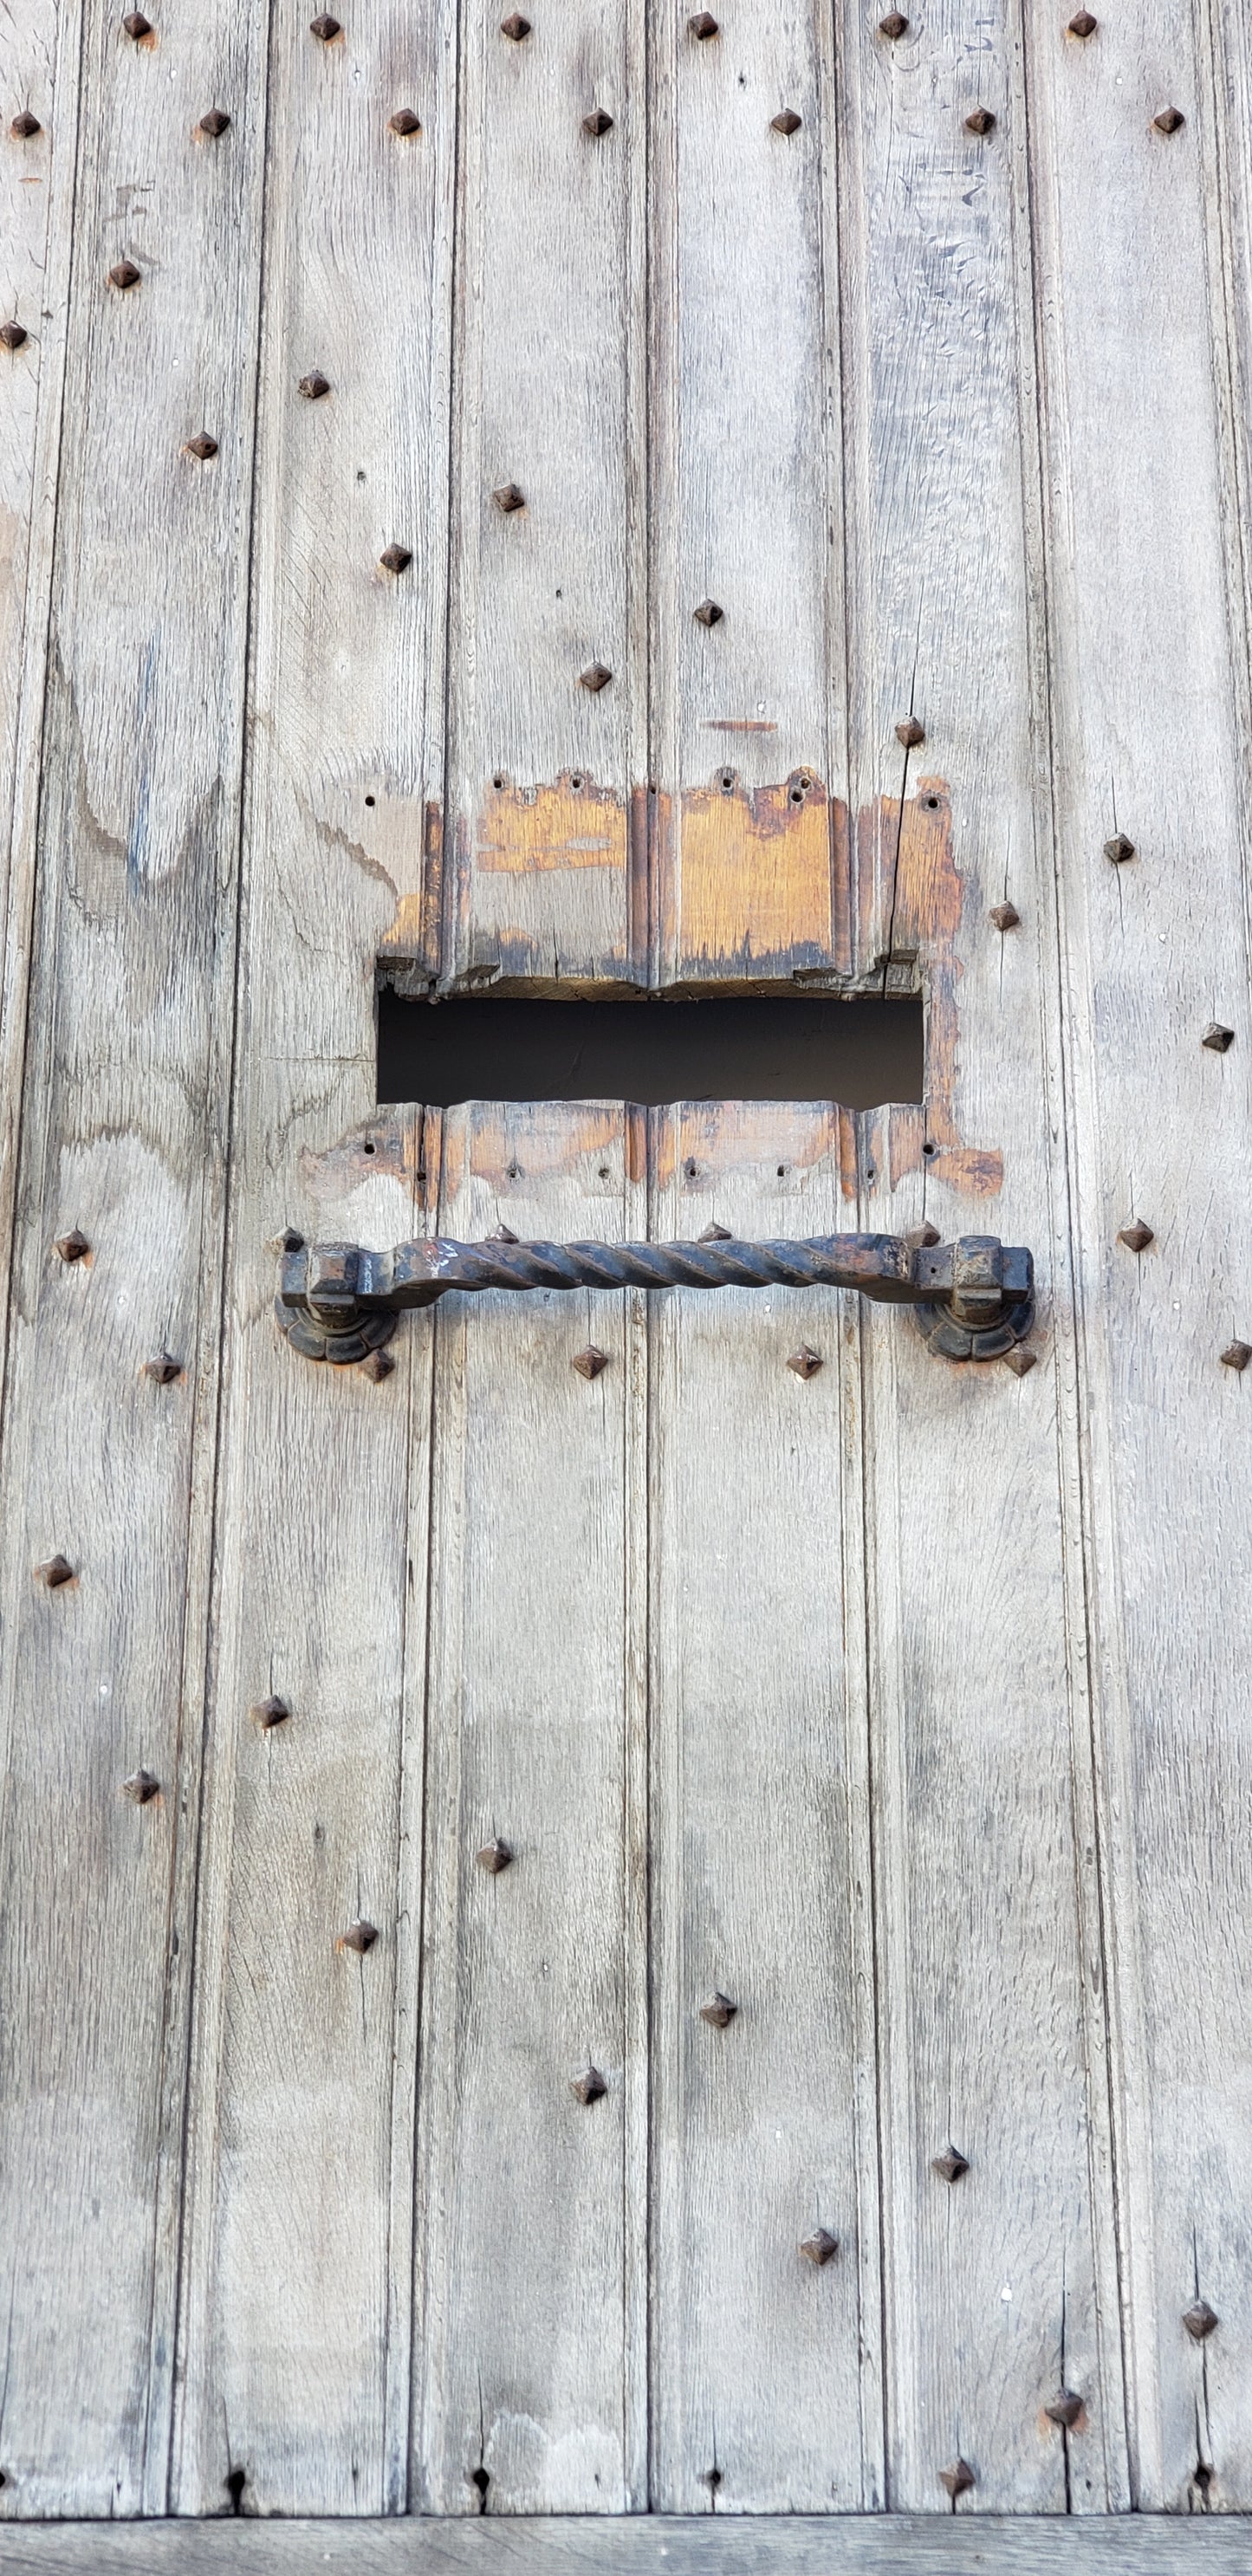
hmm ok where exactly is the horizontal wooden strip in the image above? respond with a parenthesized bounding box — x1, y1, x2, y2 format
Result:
(2, 2516, 1250, 2574)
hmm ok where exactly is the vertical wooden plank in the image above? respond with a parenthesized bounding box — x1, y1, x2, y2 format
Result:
(651, 1, 847, 985)
(839, 0, 1125, 2514)
(441, 3, 646, 992)
(648, 1102, 882, 2510)
(172, 0, 456, 2515)
(415, 1102, 646, 2515)
(1028, 0, 1252, 2511)
(0, 0, 268, 2516)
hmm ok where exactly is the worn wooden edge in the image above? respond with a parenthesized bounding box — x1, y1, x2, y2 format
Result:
(2, 2516, 1251, 2573)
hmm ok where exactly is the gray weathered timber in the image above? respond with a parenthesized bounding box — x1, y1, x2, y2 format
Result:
(840, 0, 1123, 2513)
(1028, 0, 1252, 2514)
(0, 0, 268, 2514)
(414, 1101, 647, 2512)
(4, 2518, 1252, 2576)
(648, 1102, 879, 2508)
(443, 1, 645, 989)
(170, 0, 455, 2514)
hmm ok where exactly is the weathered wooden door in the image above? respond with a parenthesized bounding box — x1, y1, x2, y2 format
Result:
(3, 0, 1252, 2565)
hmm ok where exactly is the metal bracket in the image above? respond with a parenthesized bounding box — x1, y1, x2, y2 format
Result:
(276, 1231, 1035, 1365)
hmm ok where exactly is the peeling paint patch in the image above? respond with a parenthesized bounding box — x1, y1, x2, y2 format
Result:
(672, 772, 835, 973)
(475, 773, 627, 873)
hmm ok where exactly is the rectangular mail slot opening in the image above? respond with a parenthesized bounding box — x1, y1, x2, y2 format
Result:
(377, 993, 924, 1109)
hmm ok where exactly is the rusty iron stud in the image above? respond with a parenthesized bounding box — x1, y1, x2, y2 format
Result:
(700, 1991, 737, 2028)
(299, 370, 331, 399)
(310, 11, 341, 35)
(338, 1920, 379, 1955)
(965, 106, 996, 135)
(879, 10, 909, 30)
(1203, 1023, 1234, 1052)
(1002, 1345, 1036, 1377)
(583, 107, 613, 134)
(689, 10, 719, 33)
(694, 598, 723, 626)
(771, 109, 801, 134)
(477, 1838, 513, 1873)
(800, 2228, 839, 2267)
(360, 1346, 394, 1381)
(787, 1346, 822, 1379)
(10, 111, 42, 137)
(109, 259, 141, 289)
(1118, 1220, 1153, 1254)
(1104, 832, 1135, 863)
(500, 11, 531, 34)
(1153, 106, 1184, 133)
(896, 714, 925, 748)
(572, 1345, 608, 1380)
(1045, 2391, 1083, 2429)
(379, 543, 412, 574)
(905, 1222, 941, 1250)
(389, 106, 420, 133)
(931, 2145, 969, 2183)
(990, 901, 1021, 931)
(250, 1695, 289, 1729)
(486, 1223, 519, 1243)
(143, 1352, 181, 1383)
(1221, 1340, 1251, 1372)
(185, 431, 217, 460)
(938, 2460, 976, 2499)
(571, 2067, 607, 2104)
(1068, 10, 1097, 30)
(580, 661, 612, 692)
(36, 1554, 74, 1588)
(1184, 2300, 1218, 2340)
(55, 1228, 90, 1262)
(198, 106, 230, 134)
(698, 1222, 731, 1242)
(493, 482, 526, 512)
(122, 1767, 160, 1802)
(0, 321, 28, 351)
(122, 10, 153, 33)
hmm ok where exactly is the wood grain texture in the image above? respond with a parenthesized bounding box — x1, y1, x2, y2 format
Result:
(650, 3, 846, 983)
(170, 0, 456, 2514)
(0, 0, 268, 2516)
(414, 1101, 646, 2514)
(442, 2, 646, 990)
(1027, 0, 1252, 2513)
(648, 1103, 879, 2509)
(838, 0, 1124, 2514)
(4, 2518, 1252, 2575)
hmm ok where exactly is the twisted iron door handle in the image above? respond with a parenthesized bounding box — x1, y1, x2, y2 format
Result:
(276, 1230, 1035, 1366)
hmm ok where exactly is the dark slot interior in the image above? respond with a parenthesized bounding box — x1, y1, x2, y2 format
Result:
(377, 994, 924, 1109)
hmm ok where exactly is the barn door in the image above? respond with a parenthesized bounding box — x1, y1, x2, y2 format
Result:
(2, 0, 1252, 2557)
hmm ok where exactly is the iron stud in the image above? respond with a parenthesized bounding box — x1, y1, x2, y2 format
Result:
(1153, 106, 1184, 133)
(122, 10, 153, 33)
(250, 1695, 289, 1729)
(787, 1346, 822, 1379)
(1118, 1220, 1153, 1253)
(185, 431, 217, 460)
(379, 543, 412, 573)
(938, 2459, 976, 2499)
(694, 598, 723, 626)
(55, 1229, 90, 1262)
(0, 321, 28, 351)
(338, 1920, 379, 1955)
(198, 107, 230, 134)
(1104, 832, 1135, 863)
(580, 662, 612, 691)
(477, 1839, 513, 1873)
(122, 1768, 159, 1802)
(931, 2145, 969, 2183)
(493, 482, 526, 512)
(389, 106, 420, 133)
(698, 1222, 731, 1242)
(360, 1347, 394, 1381)
(500, 11, 531, 34)
(486, 1223, 519, 1243)
(36, 1554, 74, 1588)
(572, 1345, 608, 1380)
(109, 259, 141, 289)
(309, 12, 341, 36)
(143, 1353, 181, 1383)
(906, 1222, 941, 1250)
(299, 370, 331, 399)
(1203, 1023, 1234, 1052)
(1002, 1346, 1036, 1377)
(1221, 1341, 1251, 1372)
(1068, 10, 1097, 29)
(800, 2228, 838, 2267)
(771, 109, 801, 134)
(990, 901, 1020, 931)
(700, 1991, 736, 2028)
(965, 106, 996, 135)
(879, 10, 909, 30)
(689, 10, 719, 33)
(10, 111, 42, 137)
(583, 107, 613, 134)
(1045, 2391, 1083, 2429)
(571, 2066, 607, 2104)
(1184, 2300, 1218, 2340)
(896, 714, 924, 748)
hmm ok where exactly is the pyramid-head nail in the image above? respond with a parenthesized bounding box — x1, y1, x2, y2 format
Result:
(360, 1347, 394, 1381)
(699, 1991, 736, 2028)
(931, 2145, 969, 2183)
(477, 1838, 513, 1873)
(338, 1920, 379, 1955)
(250, 1695, 289, 1729)
(122, 10, 154, 35)
(109, 259, 141, 289)
(896, 714, 924, 747)
(1202, 1023, 1234, 1052)
(698, 1222, 731, 1242)
(1153, 106, 1184, 133)
(299, 370, 331, 399)
(143, 1353, 181, 1383)
(771, 108, 801, 133)
(1221, 1340, 1251, 1372)
(879, 10, 909, 31)
(1045, 2390, 1083, 2429)
(583, 107, 613, 134)
(965, 106, 995, 134)
(689, 10, 719, 33)
(787, 1346, 822, 1379)
(1068, 10, 1097, 31)
(185, 431, 217, 460)
(1117, 1220, 1153, 1253)
(486, 1223, 518, 1243)
(122, 1768, 160, 1802)
(500, 11, 531, 34)
(800, 2228, 839, 2266)
(571, 2066, 607, 2104)
(198, 107, 230, 135)
(990, 901, 1020, 931)
(906, 1223, 941, 1249)
(36, 1554, 74, 1588)
(10, 111, 42, 137)
(1002, 1346, 1036, 1377)
(310, 12, 341, 36)
(580, 662, 612, 691)
(493, 483, 526, 512)
(389, 106, 420, 133)
(938, 2458, 975, 2498)
(55, 1228, 90, 1262)
(1184, 2299, 1218, 2340)
(1104, 832, 1135, 863)
(693, 598, 723, 626)
(0, 320, 29, 351)
(379, 543, 412, 574)
(572, 1345, 608, 1380)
